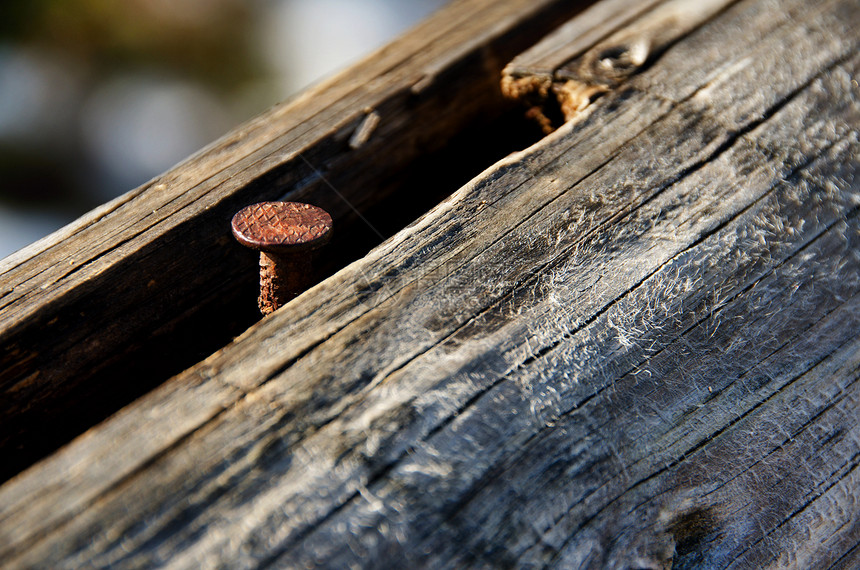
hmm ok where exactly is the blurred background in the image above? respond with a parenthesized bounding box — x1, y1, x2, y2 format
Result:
(0, 0, 447, 261)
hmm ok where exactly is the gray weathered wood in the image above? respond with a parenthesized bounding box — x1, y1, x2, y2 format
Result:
(1, 0, 858, 567)
(502, 0, 797, 129)
(549, 0, 735, 117)
(0, 0, 590, 481)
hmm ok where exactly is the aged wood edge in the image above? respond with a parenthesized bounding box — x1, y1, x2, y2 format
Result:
(0, 186, 149, 276)
(501, 0, 747, 130)
(500, 0, 665, 131)
(0, 0, 595, 480)
(1, 0, 852, 560)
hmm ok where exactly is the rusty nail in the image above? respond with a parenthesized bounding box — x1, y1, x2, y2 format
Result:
(231, 201, 333, 315)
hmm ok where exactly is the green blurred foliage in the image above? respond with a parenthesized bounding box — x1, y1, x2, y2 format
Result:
(0, 0, 264, 90)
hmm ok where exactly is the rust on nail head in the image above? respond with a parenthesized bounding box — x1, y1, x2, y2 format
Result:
(231, 201, 332, 253)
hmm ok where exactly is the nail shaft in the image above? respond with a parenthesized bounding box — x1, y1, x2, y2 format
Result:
(258, 251, 313, 314)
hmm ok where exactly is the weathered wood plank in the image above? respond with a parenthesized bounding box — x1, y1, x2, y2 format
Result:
(0, 0, 592, 481)
(502, 0, 828, 129)
(547, 0, 735, 118)
(1, 0, 858, 567)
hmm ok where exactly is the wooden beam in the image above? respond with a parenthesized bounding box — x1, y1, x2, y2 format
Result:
(1, 0, 858, 566)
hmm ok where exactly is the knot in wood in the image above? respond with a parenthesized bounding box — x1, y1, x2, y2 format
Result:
(231, 202, 333, 253)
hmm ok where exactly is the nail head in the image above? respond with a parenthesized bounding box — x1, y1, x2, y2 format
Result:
(231, 202, 333, 254)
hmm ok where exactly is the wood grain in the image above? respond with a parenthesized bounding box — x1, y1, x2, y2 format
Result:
(1, 0, 858, 567)
(501, 0, 813, 129)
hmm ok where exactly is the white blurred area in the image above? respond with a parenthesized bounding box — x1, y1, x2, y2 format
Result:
(81, 75, 233, 195)
(0, 0, 446, 261)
